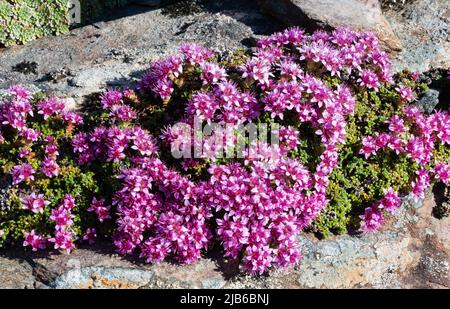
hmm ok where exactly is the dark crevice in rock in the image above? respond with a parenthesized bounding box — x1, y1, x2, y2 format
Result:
(12, 61, 38, 75)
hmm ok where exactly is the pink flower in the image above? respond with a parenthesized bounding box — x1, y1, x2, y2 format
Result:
(41, 157, 59, 178)
(18, 148, 32, 158)
(332, 27, 356, 46)
(139, 238, 171, 263)
(240, 57, 273, 86)
(1, 110, 26, 130)
(49, 230, 74, 254)
(83, 228, 97, 245)
(129, 127, 158, 157)
(242, 245, 273, 275)
(110, 104, 136, 122)
(23, 230, 47, 251)
(19, 128, 40, 143)
(379, 188, 401, 213)
(186, 92, 218, 122)
(387, 115, 407, 135)
(357, 70, 380, 90)
(37, 98, 65, 120)
(88, 197, 111, 223)
(375, 133, 390, 150)
(45, 143, 59, 159)
(21, 193, 50, 214)
(360, 206, 384, 233)
(360, 136, 377, 158)
(61, 194, 76, 210)
(101, 90, 123, 109)
(396, 86, 416, 102)
(411, 168, 430, 199)
(200, 62, 227, 85)
(387, 135, 405, 154)
(433, 162, 450, 184)
(279, 60, 303, 80)
(179, 43, 214, 66)
(278, 126, 300, 152)
(63, 111, 83, 126)
(50, 206, 74, 230)
(8, 85, 31, 101)
(10, 163, 35, 185)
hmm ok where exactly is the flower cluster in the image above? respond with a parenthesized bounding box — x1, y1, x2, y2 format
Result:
(48, 195, 76, 253)
(113, 159, 211, 264)
(135, 27, 387, 273)
(73, 125, 158, 165)
(359, 88, 450, 231)
(74, 95, 211, 264)
(1, 29, 448, 276)
(0, 85, 97, 253)
(360, 187, 400, 233)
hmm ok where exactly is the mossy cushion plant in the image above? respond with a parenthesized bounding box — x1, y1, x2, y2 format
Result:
(0, 0, 69, 47)
(78, 28, 448, 274)
(0, 28, 449, 275)
(0, 0, 130, 47)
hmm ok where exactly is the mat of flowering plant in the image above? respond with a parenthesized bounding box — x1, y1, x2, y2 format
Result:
(0, 27, 449, 275)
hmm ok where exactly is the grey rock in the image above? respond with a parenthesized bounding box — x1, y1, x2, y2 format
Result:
(258, 0, 402, 54)
(1, 191, 449, 289)
(145, 259, 227, 289)
(50, 267, 154, 289)
(380, 0, 413, 11)
(403, 193, 425, 209)
(416, 89, 440, 113)
(385, 0, 450, 72)
(0, 1, 281, 107)
(0, 257, 36, 289)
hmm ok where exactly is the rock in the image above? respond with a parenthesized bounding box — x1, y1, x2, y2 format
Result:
(295, 233, 416, 288)
(144, 259, 227, 289)
(50, 267, 155, 289)
(416, 89, 440, 113)
(380, 0, 413, 11)
(0, 1, 282, 107)
(384, 0, 450, 72)
(1, 190, 449, 289)
(0, 256, 36, 288)
(258, 0, 402, 54)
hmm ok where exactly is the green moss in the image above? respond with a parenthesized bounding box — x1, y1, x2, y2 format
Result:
(0, 0, 130, 47)
(0, 0, 69, 47)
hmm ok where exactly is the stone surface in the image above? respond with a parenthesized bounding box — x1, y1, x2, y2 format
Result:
(416, 88, 441, 113)
(50, 267, 155, 289)
(384, 0, 450, 72)
(0, 1, 282, 106)
(1, 191, 448, 289)
(258, 0, 450, 73)
(258, 0, 402, 54)
(0, 256, 35, 289)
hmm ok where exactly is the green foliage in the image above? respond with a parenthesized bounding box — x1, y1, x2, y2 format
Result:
(0, 0, 130, 47)
(0, 0, 69, 47)
(310, 74, 450, 238)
